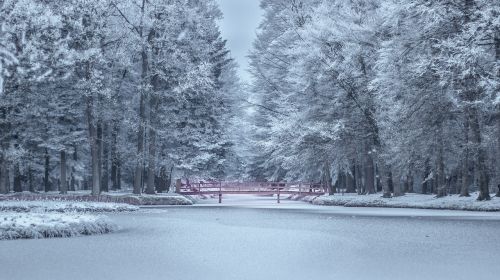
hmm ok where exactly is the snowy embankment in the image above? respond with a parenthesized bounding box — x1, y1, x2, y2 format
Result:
(0, 200, 139, 213)
(1, 192, 194, 206)
(0, 200, 137, 240)
(0, 213, 116, 240)
(291, 193, 500, 212)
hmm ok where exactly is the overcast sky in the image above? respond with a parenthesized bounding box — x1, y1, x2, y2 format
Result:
(216, 0, 263, 83)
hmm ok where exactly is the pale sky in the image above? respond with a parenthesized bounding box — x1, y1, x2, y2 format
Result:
(216, 0, 263, 83)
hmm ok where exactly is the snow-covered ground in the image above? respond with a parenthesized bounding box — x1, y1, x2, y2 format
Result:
(294, 192, 500, 211)
(0, 213, 116, 240)
(1, 197, 499, 280)
(0, 200, 139, 213)
(1, 191, 194, 206)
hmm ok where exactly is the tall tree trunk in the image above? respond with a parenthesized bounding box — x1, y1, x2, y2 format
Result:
(470, 108, 490, 201)
(134, 49, 148, 195)
(111, 121, 120, 190)
(70, 145, 77, 191)
(44, 148, 50, 192)
(323, 162, 334, 195)
(387, 170, 394, 194)
(407, 174, 414, 193)
(101, 123, 109, 192)
(0, 156, 8, 194)
(364, 142, 375, 194)
(134, 0, 149, 195)
(28, 165, 35, 193)
(436, 126, 447, 198)
(146, 124, 157, 195)
(60, 150, 67, 194)
(87, 95, 101, 196)
(460, 117, 471, 197)
(13, 163, 22, 193)
(346, 164, 356, 193)
(97, 121, 103, 191)
(145, 87, 159, 194)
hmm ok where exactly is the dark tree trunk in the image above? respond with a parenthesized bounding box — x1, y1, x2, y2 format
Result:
(101, 123, 109, 192)
(364, 143, 375, 194)
(28, 165, 35, 193)
(70, 146, 77, 191)
(0, 156, 7, 194)
(387, 171, 394, 193)
(322, 162, 334, 195)
(86, 94, 101, 196)
(60, 150, 67, 194)
(461, 117, 471, 197)
(436, 128, 447, 198)
(470, 108, 490, 201)
(346, 164, 356, 193)
(13, 163, 22, 193)
(110, 121, 120, 190)
(44, 148, 50, 192)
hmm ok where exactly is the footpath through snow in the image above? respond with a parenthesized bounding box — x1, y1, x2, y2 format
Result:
(295, 192, 500, 212)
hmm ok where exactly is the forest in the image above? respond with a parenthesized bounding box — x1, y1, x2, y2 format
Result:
(0, 0, 499, 201)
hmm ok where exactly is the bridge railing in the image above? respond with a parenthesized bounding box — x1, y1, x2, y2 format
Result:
(176, 181, 327, 195)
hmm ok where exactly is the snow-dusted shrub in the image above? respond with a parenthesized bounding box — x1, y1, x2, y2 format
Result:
(0, 213, 117, 240)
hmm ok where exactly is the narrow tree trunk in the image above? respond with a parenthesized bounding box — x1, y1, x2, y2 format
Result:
(134, 49, 148, 195)
(28, 165, 35, 193)
(460, 117, 471, 196)
(323, 162, 334, 195)
(407, 174, 414, 193)
(87, 95, 101, 196)
(346, 164, 356, 193)
(387, 170, 394, 197)
(70, 146, 77, 191)
(111, 121, 119, 190)
(436, 128, 447, 198)
(101, 123, 109, 192)
(0, 156, 8, 194)
(13, 163, 22, 193)
(364, 142, 375, 194)
(97, 121, 103, 192)
(60, 150, 67, 194)
(381, 166, 391, 198)
(393, 175, 402, 197)
(44, 148, 50, 192)
(145, 124, 157, 195)
(470, 108, 490, 201)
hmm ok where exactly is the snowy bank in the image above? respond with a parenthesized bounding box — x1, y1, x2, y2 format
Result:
(0, 213, 116, 240)
(0, 200, 139, 213)
(1, 192, 193, 206)
(299, 193, 500, 212)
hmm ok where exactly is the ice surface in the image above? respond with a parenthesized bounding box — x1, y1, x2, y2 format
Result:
(1, 195, 499, 280)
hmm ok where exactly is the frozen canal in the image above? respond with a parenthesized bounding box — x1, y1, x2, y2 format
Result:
(1, 195, 500, 280)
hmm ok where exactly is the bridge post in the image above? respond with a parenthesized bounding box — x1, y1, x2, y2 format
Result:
(277, 186, 280, 204)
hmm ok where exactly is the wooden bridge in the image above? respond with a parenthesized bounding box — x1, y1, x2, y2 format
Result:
(175, 181, 327, 203)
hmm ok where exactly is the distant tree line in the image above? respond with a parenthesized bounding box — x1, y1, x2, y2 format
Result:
(247, 0, 500, 199)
